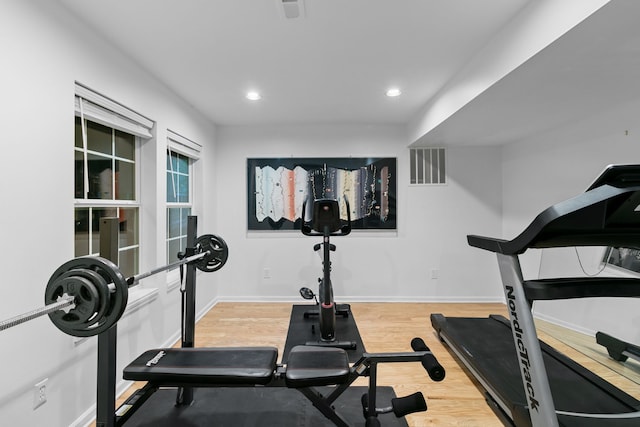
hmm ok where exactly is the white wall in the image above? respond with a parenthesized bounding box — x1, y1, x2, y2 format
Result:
(215, 124, 504, 303)
(408, 0, 610, 144)
(501, 97, 640, 344)
(0, 1, 218, 426)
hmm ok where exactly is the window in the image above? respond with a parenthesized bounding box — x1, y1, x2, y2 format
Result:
(166, 130, 201, 265)
(74, 83, 153, 279)
(166, 150, 191, 263)
(410, 147, 446, 185)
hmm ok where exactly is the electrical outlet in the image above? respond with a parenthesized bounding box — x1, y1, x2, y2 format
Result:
(431, 269, 439, 279)
(33, 378, 47, 409)
(263, 268, 271, 279)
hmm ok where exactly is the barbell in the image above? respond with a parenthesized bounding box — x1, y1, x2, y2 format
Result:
(0, 234, 228, 338)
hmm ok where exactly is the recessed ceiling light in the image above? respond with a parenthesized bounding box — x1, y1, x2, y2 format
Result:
(246, 91, 261, 101)
(386, 88, 401, 97)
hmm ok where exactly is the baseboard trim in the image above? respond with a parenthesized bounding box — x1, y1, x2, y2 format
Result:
(214, 296, 505, 303)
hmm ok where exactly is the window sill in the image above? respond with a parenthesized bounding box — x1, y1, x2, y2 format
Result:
(72, 286, 158, 345)
(167, 270, 182, 293)
(125, 286, 159, 314)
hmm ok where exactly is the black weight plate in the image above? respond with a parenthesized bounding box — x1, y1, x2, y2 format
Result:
(194, 234, 229, 272)
(45, 275, 99, 326)
(47, 268, 110, 329)
(46, 257, 128, 337)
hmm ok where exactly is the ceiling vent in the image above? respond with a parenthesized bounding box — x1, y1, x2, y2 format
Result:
(279, 0, 305, 19)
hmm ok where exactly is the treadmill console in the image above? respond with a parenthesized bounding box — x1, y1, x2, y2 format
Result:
(586, 164, 640, 191)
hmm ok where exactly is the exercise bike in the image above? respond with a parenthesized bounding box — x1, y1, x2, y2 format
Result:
(299, 198, 356, 349)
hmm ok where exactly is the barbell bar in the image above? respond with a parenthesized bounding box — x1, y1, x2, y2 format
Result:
(0, 234, 228, 338)
(127, 249, 209, 286)
(127, 233, 229, 286)
(0, 295, 74, 332)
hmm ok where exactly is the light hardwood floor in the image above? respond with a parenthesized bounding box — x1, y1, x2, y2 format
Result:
(111, 302, 640, 427)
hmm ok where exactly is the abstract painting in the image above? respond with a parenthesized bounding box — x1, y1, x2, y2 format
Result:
(247, 157, 396, 231)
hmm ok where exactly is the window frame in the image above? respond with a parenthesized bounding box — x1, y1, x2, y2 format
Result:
(165, 130, 202, 289)
(166, 149, 193, 260)
(74, 82, 153, 278)
(74, 118, 142, 277)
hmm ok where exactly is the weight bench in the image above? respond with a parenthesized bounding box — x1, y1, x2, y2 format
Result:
(117, 341, 445, 427)
(123, 347, 282, 386)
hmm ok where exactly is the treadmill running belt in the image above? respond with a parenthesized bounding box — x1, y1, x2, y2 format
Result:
(433, 315, 640, 425)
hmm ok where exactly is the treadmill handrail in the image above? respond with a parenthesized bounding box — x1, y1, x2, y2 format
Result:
(596, 331, 640, 362)
(468, 183, 640, 255)
(523, 277, 640, 301)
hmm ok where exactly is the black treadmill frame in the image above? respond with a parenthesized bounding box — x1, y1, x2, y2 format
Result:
(435, 164, 640, 427)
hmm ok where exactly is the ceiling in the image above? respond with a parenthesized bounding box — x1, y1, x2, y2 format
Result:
(58, 0, 531, 127)
(57, 0, 637, 147)
(419, 0, 640, 146)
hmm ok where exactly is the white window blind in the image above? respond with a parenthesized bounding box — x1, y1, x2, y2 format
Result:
(75, 82, 154, 138)
(167, 129, 202, 160)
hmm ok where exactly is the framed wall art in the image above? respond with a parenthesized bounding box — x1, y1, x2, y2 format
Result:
(247, 157, 396, 231)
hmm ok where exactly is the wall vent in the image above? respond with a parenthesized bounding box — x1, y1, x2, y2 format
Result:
(410, 148, 446, 185)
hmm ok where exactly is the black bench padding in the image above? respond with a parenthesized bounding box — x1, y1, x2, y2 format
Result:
(285, 345, 350, 388)
(123, 347, 278, 385)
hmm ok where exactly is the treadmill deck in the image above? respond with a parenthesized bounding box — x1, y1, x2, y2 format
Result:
(431, 314, 640, 427)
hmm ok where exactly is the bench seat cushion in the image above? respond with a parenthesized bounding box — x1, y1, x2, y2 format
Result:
(123, 347, 278, 386)
(285, 345, 350, 387)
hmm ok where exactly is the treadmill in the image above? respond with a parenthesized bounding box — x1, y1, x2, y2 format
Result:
(431, 164, 640, 427)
